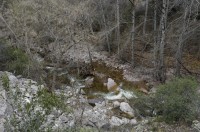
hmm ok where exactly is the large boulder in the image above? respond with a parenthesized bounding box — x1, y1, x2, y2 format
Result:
(192, 120, 200, 132)
(107, 78, 119, 92)
(80, 104, 110, 128)
(120, 102, 135, 118)
(0, 87, 7, 132)
(109, 116, 124, 126)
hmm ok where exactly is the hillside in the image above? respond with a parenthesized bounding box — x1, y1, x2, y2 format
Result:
(0, 0, 200, 131)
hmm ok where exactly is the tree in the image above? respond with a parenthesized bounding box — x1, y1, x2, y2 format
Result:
(116, 0, 121, 56)
(131, 0, 136, 66)
(175, 0, 195, 76)
(100, 0, 111, 54)
(154, 0, 168, 83)
(143, 0, 149, 35)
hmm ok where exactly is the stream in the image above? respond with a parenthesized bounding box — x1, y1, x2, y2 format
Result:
(44, 61, 140, 101)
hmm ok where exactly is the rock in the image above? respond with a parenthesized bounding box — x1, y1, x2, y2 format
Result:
(101, 123, 111, 130)
(59, 114, 68, 123)
(140, 88, 148, 94)
(109, 116, 124, 126)
(88, 98, 105, 106)
(113, 101, 120, 108)
(120, 102, 134, 118)
(122, 117, 130, 124)
(68, 119, 75, 127)
(47, 114, 55, 121)
(0, 85, 7, 132)
(120, 89, 137, 99)
(85, 77, 94, 87)
(8, 74, 18, 87)
(31, 85, 38, 95)
(105, 91, 123, 100)
(134, 119, 149, 132)
(130, 119, 137, 125)
(192, 120, 200, 132)
(149, 87, 157, 94)
(79, 89, 86, 95)
(82, 106, 109, 128)
(107, 78, 119, 92)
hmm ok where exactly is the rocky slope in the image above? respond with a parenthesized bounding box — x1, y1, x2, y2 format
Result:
(0, 71, 199, 131)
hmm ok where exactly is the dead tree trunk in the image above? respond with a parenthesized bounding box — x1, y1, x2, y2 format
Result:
(153, 0, 158, 68)
(175, 1, 193, 76)
(100, 0, 111, 54)
(154, 0, 168, 83)
(131, 3, 136, 66)
(143, 0, 149, 35)
(116, 0, 120, 56)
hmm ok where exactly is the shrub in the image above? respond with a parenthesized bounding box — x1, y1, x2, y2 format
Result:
(155, 77, 199, 123)
(130, 95, 155, 117)
(1, 73, 10, 91)
(2, 46, 43, 81)
(4, 47, 29, 75)
(37, 89, 71, 114)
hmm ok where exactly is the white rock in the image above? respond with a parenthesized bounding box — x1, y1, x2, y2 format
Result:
(24, 98, 31, 103)
(80, 89, 86, 95)
(107, 78, 118, 91)
(105, 91, 123, 100)
(8, 74, 18, 87)
(25, 93, 31, 98)
(0, 89, 7, 132)
(113, 101, 120, 108)
(0, 91, 7, 116)
(149, 87, 157, 94)
(47, 114, 55, 121)
(120, 102, 134, 117)
(82, 107, 109, 128)
(31, 86, 38, 95)
(109, 116, 124, 126)
(69, 119, 75, 127)
(85, 77, 94, 87)
(122, 118, 130, 124)
(59, 114, 68, 123)
(192, 120, 200, 131)
(130, 119, 137, 125)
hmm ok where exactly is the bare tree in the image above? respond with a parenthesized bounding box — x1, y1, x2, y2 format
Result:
(143, 0, 149, 35)
(131, 1, 136, 66)
(116, 0, 120, 56)
(175, 0, 195, 76)
(100, 0, 111, 54)
(154, 0, 168, 83)
(153, 0, 158, 68)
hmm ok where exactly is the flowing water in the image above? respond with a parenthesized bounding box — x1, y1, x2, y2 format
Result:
(45, 61, 144, 100)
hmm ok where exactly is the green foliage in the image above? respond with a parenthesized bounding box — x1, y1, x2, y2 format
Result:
(155, 77, 199, 123)
(1, 73, 10, 91)
(4, 47, 29, 75)
(37, 89, 71, 114)
(131, 95, 155, 117)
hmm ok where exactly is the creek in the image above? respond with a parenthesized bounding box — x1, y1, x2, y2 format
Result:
(44, 61, 140, 101)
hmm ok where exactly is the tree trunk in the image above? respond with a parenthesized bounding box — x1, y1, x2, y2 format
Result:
(100, 0, 111, 54)
(116, 0, 120, 56)
(153, 0, 158, 68)
(175, 0, 193, 76)
(131, 4, 136, 66)
(143, 0, 149, 35)
(154, 0, 168, 83)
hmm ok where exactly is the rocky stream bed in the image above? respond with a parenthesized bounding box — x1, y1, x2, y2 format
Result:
(0, 66, 200, 131)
